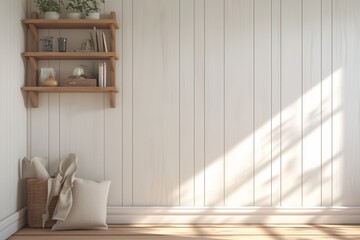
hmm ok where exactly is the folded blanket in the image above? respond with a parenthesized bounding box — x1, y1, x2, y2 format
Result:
(41, 154, 77, 227)
(52, 153, 77, 221)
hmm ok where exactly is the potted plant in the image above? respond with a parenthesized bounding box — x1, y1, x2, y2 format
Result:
(65, 0, 83, 19)
(83, 0, 105, 19)
(34, 0, 63, 19)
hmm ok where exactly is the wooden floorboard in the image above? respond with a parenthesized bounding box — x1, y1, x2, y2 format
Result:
(9, 224, 360, 240)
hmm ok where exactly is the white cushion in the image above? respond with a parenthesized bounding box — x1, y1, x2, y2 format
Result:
(52, 178, 111, 230)
(22, 156, 50, 179)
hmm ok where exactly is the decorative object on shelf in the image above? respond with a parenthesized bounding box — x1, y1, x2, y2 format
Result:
(42, 74, 59, 87)
(80, 39, 93, 51)
(40, 36, 54, 51)
(39, 67, 56, 85)
(57, 37, 67, 52)
(73, 65, 85, 76)
(34, 0, 63, 19)
(65, 0, 83, 19)
(64, 76, 97, 87)
(64, 65, 96, 87)
(83, 0, 105, 19)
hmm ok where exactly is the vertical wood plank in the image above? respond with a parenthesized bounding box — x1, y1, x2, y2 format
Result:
(132, 0, 180, 205)
(205, 0, 224, 206)
(49, 93, 60, 176)
(8, 0, 27, 213)
(333, 0, 360, 206)
(30, 94, 49, 160)
(332, 0, 342, 207)
(281, 0, 302, 207)
(59, 94, 105, 181)
(20, 0, 29, 211)
(104, 0, 123, 206)
(7, 0, 13, 215)
(194, 0, 205, 207)
(122, 0, 133, 206)
(303, 0, 322, 206)
(3, 0, 9, 217)
(0, 0, 7, 220)
(180, 0, 195, 206)
(254, 0, 272, 207)
(271, 0, 281, 207)
(26, 0, 32, 211)
(225, 0, 253, 206)
(321, 0, 333, 206)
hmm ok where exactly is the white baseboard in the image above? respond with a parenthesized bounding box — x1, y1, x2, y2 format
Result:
(0, 208, 26, 240)
(107, 207, 360, 224)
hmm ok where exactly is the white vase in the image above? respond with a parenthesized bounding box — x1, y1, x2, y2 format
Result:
(67, 12, 82, 19)
(85, 12, 100, 19)
(44, 11, 60, 20)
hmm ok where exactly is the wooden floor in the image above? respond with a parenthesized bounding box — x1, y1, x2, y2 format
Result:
(9, 224, 360, 240)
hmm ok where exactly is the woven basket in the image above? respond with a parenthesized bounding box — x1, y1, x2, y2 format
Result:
(26, 179, 59, 228)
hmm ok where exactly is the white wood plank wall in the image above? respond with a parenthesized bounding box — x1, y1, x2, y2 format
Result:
(28, 0, 360, 207)
(0, 0, 27, 222)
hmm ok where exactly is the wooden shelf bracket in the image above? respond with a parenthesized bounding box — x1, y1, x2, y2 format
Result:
(28, 92, 39, 108)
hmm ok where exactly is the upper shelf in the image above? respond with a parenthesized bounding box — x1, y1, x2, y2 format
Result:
(22, 86, 118, 93)
(22, 52, 118, 60)
(22, 18, 119, 29)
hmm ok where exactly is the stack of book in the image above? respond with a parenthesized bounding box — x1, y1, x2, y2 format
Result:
(89, 26, 108, 52)
(90, 27, 108, 87)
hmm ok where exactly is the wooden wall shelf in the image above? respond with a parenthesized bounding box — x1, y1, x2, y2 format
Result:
(22, 86, 118, 93)
(23, 52, 118, 60)
(22, 11, 119, 108)
(22, 87, 118, 108)
(22, 18, 119, 29)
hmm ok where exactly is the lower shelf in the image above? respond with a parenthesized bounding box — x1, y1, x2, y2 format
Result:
(21, 87, 119, 108)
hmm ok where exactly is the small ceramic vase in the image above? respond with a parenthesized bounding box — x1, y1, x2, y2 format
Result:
(42, 74, 59, 87)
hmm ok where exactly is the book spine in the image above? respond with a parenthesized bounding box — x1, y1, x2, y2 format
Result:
(97, 31, 103, 52)
(89, 30, 95, 51)
(103, 61, 107, 87)
(102, 32, 108, 52)
(93, 27, 98, 52)
(99, 62, 104, 87)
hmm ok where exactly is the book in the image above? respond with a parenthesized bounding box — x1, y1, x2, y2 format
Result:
(89, 29, 96, 51)
(97, 30, 103, 52)
(98, 62, 104, 87)
(103, 61, 107, 87)
(102, 32, 108, 52)
(92, 27, 98, 52)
